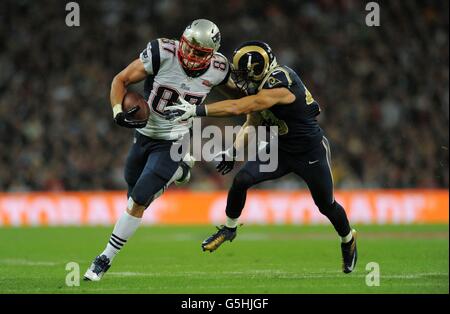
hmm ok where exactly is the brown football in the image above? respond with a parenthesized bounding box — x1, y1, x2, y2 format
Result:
(122, 91, 150, 121)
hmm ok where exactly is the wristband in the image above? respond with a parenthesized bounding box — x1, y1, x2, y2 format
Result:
(195, 104, 208, 117)
(112, 104, 123, 118)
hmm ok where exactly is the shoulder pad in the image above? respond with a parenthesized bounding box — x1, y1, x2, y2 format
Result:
(211, 53, 230, 86)
(139, 39, 161, 75)
(158, 38, 178, 62)
(213, 52, 228, 63)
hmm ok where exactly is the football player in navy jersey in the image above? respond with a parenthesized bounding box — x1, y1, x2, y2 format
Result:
(165, 41, 357, 274)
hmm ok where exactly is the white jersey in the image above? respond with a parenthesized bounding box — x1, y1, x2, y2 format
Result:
(137, 38, 230, 140)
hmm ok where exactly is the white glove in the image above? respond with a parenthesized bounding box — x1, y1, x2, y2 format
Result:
(163, 97, 197, 123)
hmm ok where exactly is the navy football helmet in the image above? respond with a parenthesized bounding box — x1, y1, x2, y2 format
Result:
(231, 41, 278, 93)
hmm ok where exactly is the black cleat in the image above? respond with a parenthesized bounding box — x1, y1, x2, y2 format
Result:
(341, 229, 357, 274)
(83, 255, 111, 281)
(202, 225, 237, 252)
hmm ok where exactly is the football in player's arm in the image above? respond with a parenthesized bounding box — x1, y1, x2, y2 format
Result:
(111, 59, 150, 128)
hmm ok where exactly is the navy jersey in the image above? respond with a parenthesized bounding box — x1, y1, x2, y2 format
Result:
(257, 66, 323, 153)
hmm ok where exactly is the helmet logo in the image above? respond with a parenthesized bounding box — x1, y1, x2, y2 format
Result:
(267, 76, 282, 88)
(211, 31, 220, 43)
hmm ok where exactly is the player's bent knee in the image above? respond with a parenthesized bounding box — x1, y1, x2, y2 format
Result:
(316, 200, 338, 216)
(126, 197, 147, 217)
(129, 186, 165, 213)
(231, 171, 255, 191)
(130, 185, 159, 209)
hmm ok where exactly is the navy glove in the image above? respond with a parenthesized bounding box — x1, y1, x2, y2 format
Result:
(114, 106, 147, 129)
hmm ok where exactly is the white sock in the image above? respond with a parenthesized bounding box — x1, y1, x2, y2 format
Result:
(225, 217, 238, 229)
(101, 211, 142, 261)
(341, 230, 353, 243)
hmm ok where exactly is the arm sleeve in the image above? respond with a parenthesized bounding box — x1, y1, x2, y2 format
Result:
(139, 39, 161, 75)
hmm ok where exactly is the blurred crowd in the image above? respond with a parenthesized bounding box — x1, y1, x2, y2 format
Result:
(0, 0, 448, 191)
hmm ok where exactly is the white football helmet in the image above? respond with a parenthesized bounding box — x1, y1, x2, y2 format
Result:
(178, 19, 221, 71)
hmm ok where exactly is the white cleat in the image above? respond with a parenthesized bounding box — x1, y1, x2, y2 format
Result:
(83, 255, 111, 281)
(83, 269, 102, 282)
(175, 153, 196, 186)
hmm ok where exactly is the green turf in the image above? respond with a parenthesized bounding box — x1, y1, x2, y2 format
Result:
(0, 224, 448, 294)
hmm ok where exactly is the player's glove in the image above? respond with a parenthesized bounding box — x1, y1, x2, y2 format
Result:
(164, 97, 207, 122)
(245, 82, 259, 96)
(113, 104, 147, 129)
(216, 147, 236, 175)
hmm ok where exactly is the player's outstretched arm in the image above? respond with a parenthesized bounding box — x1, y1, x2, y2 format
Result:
(110, 59, 148, 128)
(206, 88, 295, 116)
(164, 88, 295, 122)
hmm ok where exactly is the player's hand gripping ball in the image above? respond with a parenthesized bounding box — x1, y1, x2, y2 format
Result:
(115, 92, 149, 128)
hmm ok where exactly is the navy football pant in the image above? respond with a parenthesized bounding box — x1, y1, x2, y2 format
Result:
(226, 137, 351, 237)
(124, 131, 181, 207)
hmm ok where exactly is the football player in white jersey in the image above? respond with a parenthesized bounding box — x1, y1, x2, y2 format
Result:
(84, 19, 230, 281)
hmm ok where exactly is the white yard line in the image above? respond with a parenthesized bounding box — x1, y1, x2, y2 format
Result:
(107, 270, 448, 280)
(0, 258, 58, 266)
(0, 258, 446, 281)
(140, 231, 449, 242)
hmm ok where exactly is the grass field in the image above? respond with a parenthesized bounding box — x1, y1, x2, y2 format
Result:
(0, 224, 448, 294)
